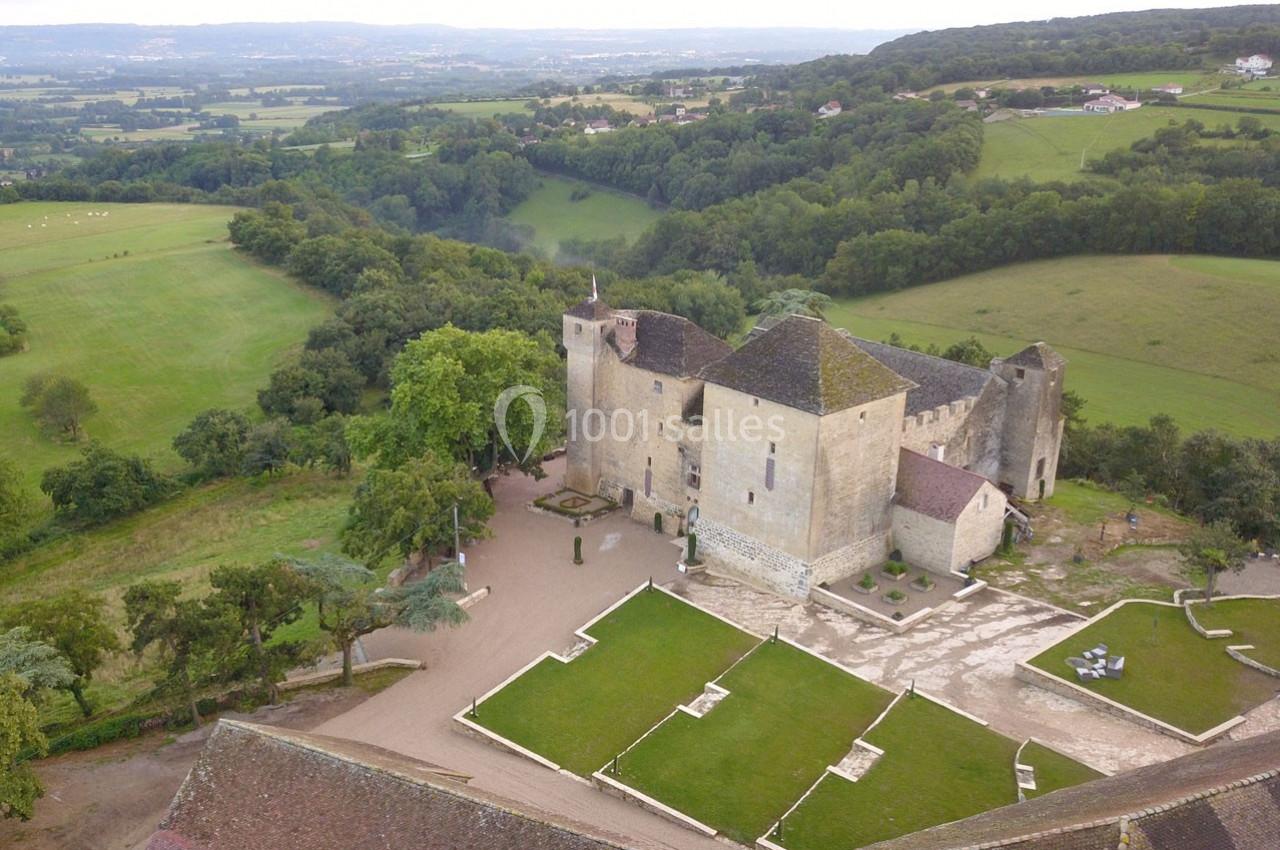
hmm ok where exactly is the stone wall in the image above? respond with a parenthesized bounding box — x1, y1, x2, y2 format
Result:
(696, 516, 811, 598)
(891, 505, 957, 575)
(950, 481, 1007, 569)
(899, 379, 1007, 482)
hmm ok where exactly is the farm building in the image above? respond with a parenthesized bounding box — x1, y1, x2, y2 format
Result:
(1236, 53, 1273, 75)
(563, 302, 1065, 598)
(817, 100, 843, 117)
(1083, 94, 1142, 113)
(1152, 83, 1184, 95)
(1079, 82, 1109, 95)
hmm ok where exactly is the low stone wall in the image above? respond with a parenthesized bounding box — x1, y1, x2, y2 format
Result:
(1227, 646, 1280, 679)
(809, 573, 987, 634)
(696, 517, 811, 598)
(279, 658, 423, 692)
(1013, 661, 1244, 745)
(591, 770, 718, 837)
(1183, 601, 1233, 639)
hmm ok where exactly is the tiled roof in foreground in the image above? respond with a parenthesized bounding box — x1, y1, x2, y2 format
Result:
(147, 720, 641, 850)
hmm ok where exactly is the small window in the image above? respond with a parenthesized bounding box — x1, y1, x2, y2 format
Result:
(1036, 457, 1046, 478)
(752, 397, 760, 407)
(768, 441, 776, 455)
(647, 456, 652, 467)
(1015, 368, 1026, 380)
(575, 322, 583, 335)
(859, 411, 867, 424)
(747, 491, 755, 505)
(657, 422, 664, 435)
(687, 463, 701, 490)
(981, 493, 989, 510)
(653, 380, 663, 394)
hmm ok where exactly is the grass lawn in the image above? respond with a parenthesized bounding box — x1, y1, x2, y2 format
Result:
(1020, 740, 1105, 798)
(619, 640, 893, 844)
(430, 99, 534, 117)
(1193, 598, 1280, 670)
(506, 172, 662, 258)
(1045, 480, 1182, 526)
(1029, 602, 1277, 734)
(0, 202, 332, 494)
(825, 254, 1280, 435)
(977, 106, 1280, 182)
(926, 71, 1228, 94)
(472, 589, 757, 776)
(779, 695, 1050, 850)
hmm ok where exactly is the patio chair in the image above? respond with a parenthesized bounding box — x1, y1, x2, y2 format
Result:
(1093, 643, 1109, 656)
(1106, 656, 1125, 679)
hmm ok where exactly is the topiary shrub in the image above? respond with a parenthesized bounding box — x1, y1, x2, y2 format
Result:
(654, 512, 663, 533)
(883, 560, 909, 578)
(573, 535, 583, 565)
(686, 532, 699, 565)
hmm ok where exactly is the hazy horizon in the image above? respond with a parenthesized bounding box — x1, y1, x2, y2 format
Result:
(2, 0, 1271, 31)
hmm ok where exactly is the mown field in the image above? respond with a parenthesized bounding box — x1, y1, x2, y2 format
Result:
(506, 172, 662, 258)
(825, 254, 1280, 436)
(926, 70, 1229, 94)
(977, 105, 1280, 182)
(0, 202, 332, 493)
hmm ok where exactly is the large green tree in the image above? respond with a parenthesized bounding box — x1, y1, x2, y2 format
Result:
(173, 409, 251, 478)
(0, 674, 46, 821)
(40, 443, 174, 525)
(341, 453, 493, 570)
(0, 458, 33, 556)
(3, 591, 119, 717)
(19, 374, 97, 440)
(1180, 520, 1252, 602)
(208, 560, 311, 704)
(348, 325, 563, 474)
(289, 555, 468, 686)
(123, 581, 240, 727)
(0, 628, 75, 698)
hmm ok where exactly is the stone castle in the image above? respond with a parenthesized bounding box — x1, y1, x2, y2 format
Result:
(562, 297, 1065, 598)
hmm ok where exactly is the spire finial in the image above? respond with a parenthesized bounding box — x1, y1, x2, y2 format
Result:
(590, 273, 599, 303)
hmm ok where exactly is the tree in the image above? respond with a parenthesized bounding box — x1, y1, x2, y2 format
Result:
(173, 409, 251, 478)
(19, 375, 96, 440)
(0, 674, 46, 821)
(123, 581, 241, 727)
(347, 325, 563, 474)
(1179, 520, 1251, 602)
(3, 591, 119, 717)
(294, 415, 353, 477)
(341, 453, 493, 570)
(208, 561, 311, 704)
(753, 288, 834, 319)
(0, 628, 75, 698)
(289, 555, 468, 686)
(40, 443, 174, 525)
(241, 419, 294, 476)
(0, 458, 33, 556)
(939, 336, 996, 368)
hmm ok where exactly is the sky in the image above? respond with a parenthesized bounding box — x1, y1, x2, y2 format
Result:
(1, 0, 1267, 30)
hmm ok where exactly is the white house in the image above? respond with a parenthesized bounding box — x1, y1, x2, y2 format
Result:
(583, 119, 613, 135)
(1152, 83, 1184, 95)
(1236, 54, 1273, 76)
(1083, 94, 1142, 114)
(1080, 82, 1109, 95)
(817, 100, 842, 118)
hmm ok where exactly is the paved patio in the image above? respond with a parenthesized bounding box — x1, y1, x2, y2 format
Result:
(821, 566, 966, 620)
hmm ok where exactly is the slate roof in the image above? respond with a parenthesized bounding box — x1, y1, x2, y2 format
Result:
(865, 728, 1280, 850)
(699, 315, 915, 415)
(1004, 342, 1066, 370)
(851, 337, 997, 417)
(620, 310, 733, 378)
(146, 720, 641, 850)
(895, 448, 991, 521)
(565, 298, 613, 320)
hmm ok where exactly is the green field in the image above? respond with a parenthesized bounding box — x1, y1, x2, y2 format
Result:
(1029, 601, 1277, 734)
(825, 254, 1280, 435)
(430, 99, 534, 117)
(978, 106, 1280, 182)
(1020, 740, 1105, 798)
(201, 101, 337, 128)
(929, 71, 1227, 95)
(1183, 87, 1280, 112)
(506, 173, 662, 258)
(620, 641, 893, 844)
(0, 202, 332, 493)
(777, 696, 1097, 850)
(473, 589, 758, 775)
(1193, 598, 1280, 669)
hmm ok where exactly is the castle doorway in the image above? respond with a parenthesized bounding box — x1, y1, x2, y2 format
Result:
(621, 488, 634, 510)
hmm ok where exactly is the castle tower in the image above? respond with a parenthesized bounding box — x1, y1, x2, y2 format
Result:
(562, 296, 612, 493)
(991, 342, 1066, 499)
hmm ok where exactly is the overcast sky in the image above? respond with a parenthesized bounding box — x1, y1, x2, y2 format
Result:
(2, 0, 1268, 31)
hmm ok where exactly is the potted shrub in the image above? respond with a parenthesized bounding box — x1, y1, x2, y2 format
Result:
(911, 573, 935, 592)
(853, 572, 878, 595)
(573, 536, 583, 565)
(881, 560, 909, 581)
(884, 589, 907, 606)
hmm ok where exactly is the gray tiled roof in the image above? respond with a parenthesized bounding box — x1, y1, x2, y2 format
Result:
(850, 337, 996, 416)
(699, 315, 915, 414)
(565, 299, 613, 320)
(865, 728, 1280, 850)
(1004, 341, 1066, 370)
(622, 311, 733, 378)
(895, 449, 990, 521)
(147, 721, 641, 850)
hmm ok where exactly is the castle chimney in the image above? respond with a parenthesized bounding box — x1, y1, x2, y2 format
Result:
(615, 315, 637, 357)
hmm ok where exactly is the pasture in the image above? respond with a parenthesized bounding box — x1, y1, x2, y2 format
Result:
(927, 70, 1228, 94)
(825, 254, 1280, 436)
(506, 172, 662, 258)
(0, 202, 331, 492)
(977, 105, 1280, 182)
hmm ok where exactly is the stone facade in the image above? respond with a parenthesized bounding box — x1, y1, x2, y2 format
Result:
(562, 302, 1064, 599)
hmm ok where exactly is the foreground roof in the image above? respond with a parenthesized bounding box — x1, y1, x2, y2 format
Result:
(147, 720, 640, 850)
(619, 310, 733, 378)
(700, 315, 915, 414)
(895, 449, 992, 521)
(866, 729, 1280, 850)
(1004, 342, 1065, 371)
(851, 337, 997, 417)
